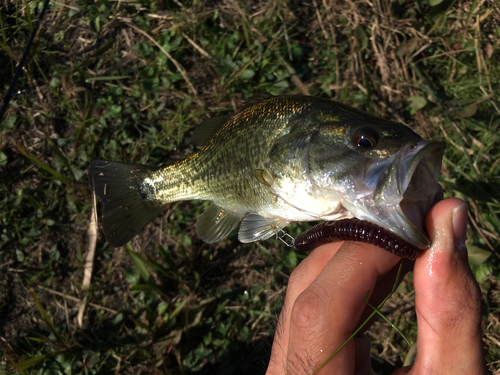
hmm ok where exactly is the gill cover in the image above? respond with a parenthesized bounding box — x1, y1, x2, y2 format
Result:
(263, 130, 345, 219)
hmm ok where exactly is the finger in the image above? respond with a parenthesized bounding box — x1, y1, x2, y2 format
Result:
(411, 198, 487, 374)
(268, 242, 343, 373)
(353, 334, 373, 375)
(391, 366, 412, 375)
(285, 241, 402, 374)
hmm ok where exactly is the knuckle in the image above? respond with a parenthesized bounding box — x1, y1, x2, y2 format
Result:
(290, 288, 327, 331)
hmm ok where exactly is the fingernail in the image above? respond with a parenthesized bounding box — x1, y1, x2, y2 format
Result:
(452, 202, 468, 251)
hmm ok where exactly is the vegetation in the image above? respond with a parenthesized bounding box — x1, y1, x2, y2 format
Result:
(1, 0, 499, 373)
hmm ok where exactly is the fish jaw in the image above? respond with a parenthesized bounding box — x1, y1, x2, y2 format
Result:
(341, 140, 446, 249)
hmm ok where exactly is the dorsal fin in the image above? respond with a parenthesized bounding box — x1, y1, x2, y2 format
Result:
(191, 115, 232, 147)
(243, 90, 273, 108)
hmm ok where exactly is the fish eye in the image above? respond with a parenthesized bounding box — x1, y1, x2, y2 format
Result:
(353, 130, 377, 149)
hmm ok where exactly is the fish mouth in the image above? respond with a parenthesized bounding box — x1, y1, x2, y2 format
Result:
(395, 141, 447, 248)
(343, 140, 446, 249)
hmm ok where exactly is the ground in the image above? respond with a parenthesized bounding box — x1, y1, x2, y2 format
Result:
(1, 0, 500, 374)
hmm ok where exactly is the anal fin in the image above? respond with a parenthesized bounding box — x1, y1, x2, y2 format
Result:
(196, 204, 243, 243)
(238, 214, 290, 243)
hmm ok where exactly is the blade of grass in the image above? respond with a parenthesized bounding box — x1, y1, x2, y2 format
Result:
(30, 288, 67, 346)
(41, 130, 76, 181)
(367, 298, 411, 346)
(23, 0, 33, 33)
(233, 2, 251, 50)
(0, 8, 7, 47)
(158, 246, 177, 270)
(74, 107, 94, 152)
(129, 316, 151, 332)
(169, 297, 189, 320)
(144, 254, 175, 278)
(466, 0, 479, 24)
(85, 75, 130, 82)
(16, 144, 73, 184)
(26, 336, 44, 343)
(5, 354, 27, 374)
(124, 243, 151, 282)
(131, 283, 163, 291)
(15, 354, 47, 371)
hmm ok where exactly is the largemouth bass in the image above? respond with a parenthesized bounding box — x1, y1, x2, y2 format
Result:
(88, 91, 445, 250)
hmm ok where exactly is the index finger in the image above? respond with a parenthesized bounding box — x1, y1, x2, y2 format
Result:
(268, 241, 402, 374)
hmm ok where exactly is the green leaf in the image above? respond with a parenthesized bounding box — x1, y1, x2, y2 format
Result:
(354, 26, 368, 51)
(408, 95, 427, 112)
(283, 249, 298, 269)
(0, 150, 7, 166)
(156, 329, 183, 348)
(428, 0, 445, 6)
(240, 69, 255, 80)
(467, 244, 492, 266)
(124, 243, 151, 282)
(456, 103, 478, 118)
(397, 38, 419, 57)
(49, 77, 61, 88)
(158, 301, 168, 315)
(2, 114, 16, 130)
(472, 262, 493, 284)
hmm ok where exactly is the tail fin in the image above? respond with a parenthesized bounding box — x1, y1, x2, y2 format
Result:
(88, 160, 164, 247)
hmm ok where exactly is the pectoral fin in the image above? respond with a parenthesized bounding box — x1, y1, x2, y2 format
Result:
(254, 168, 274, 187)
(238, 214, 290, 243)
(196, 204, 243, 243)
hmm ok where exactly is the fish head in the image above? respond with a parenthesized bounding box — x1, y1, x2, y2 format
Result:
(264, 102, 445, 250)
(307, 120, 446, 249)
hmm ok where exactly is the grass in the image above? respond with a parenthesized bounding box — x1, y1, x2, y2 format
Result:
(1, 0, 500, 373)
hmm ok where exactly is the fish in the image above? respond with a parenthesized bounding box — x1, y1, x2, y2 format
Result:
(88, 91, 445, 250)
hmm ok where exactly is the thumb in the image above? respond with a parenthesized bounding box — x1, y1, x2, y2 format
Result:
(408, 198, 486, 374)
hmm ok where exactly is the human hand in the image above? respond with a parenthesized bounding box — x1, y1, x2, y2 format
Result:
(266, 198, 487, 375)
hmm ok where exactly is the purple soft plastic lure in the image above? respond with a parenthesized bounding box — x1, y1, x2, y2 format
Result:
(293, 219, 422, 260)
